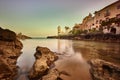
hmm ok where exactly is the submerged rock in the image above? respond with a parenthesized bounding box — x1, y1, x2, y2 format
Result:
(0, 27, 23, 80)
(42, 69, 60, 80)
(42, 68, 71, 80)
(89, 59, 120, 80)
(29, 46, 58, 80)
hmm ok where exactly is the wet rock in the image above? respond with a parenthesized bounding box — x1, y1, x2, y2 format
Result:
(42, 69, 60, 80)
(89, 59, 120, 80)
(29, 46, 58, 80)
(42, 68, 71, 80)
(0, 27, 23, 80)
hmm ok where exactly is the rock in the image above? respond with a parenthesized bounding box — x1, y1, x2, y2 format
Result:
(0, 27, 16, 41)
(29, 46, 58, 80)
(0, 27, 23, 80)
(42, 69, 60, 80)
(42, 68, 71, 80)
(17, 33, 32, 40)
(89, 59, 120, 80)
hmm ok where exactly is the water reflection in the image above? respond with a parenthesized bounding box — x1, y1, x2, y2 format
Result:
(56, 39, 91, 80)
(16, 39, 120, 80)
(57, 39, 74, 56)
(72, 40, 120, 65)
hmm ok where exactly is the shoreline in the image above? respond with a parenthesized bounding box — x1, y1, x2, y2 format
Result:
(47, 33, 120, 43)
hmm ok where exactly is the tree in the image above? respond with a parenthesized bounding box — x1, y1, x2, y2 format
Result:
(65, 26, 70, 31)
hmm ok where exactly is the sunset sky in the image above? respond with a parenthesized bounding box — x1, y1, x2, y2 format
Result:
(0, 0, 118, 37)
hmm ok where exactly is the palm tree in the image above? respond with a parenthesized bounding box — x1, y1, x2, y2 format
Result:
(65, 26, 70, 33)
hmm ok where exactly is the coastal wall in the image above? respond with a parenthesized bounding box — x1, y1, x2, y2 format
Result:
(49, 33, 120, 43)
(0, 27, 23, 80)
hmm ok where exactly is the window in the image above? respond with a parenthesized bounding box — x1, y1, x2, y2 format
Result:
(99, 19, 103, 24)
(117, 4, 120, 9)
(116, 14, 120, 18)
(106, 18, 109, 22)
(96, 20, 98, 24)
(98, 13, 100, 16)
(104, 10, 110, 17)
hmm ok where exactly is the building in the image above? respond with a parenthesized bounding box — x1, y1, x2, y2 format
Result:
(82, 13, 94, 30)
(73, 0, 120, 32)
(85, 14, 95, 30)
(94, 0, 120, 28)
(73, 13, 94, 31)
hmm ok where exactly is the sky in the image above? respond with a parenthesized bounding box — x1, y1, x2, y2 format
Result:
(0, 0, 118, 37)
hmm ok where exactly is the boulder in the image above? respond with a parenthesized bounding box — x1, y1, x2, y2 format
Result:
(0, 27, 16, 41)
(29, 46, 58, 80)
(0, 27, 23, 80)
(89, 59, 120, 80)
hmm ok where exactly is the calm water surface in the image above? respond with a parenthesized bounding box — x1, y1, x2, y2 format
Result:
(16, 39, 120, 80)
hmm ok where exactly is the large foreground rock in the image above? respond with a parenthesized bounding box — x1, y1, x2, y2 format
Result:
(29, 46, 58, 80)
(0, 27, 23, 80)
(0, 27, 16, 41)
(89, 59, 120, 80)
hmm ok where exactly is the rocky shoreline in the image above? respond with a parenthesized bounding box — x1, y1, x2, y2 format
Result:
(89, 59, 120, 80)
(47, 33, 120, 43)
(1, 27, 120, 80)
(29, 47, 120, 80)
(0, 27, 23, 80)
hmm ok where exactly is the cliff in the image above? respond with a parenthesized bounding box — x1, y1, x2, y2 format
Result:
(0, 27, 23, 80)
